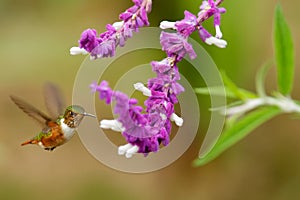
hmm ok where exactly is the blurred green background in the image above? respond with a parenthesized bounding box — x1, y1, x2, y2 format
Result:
(1, 0, 300, 199)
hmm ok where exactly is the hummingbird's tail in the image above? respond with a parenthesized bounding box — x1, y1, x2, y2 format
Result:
(21, 139, 38, 146)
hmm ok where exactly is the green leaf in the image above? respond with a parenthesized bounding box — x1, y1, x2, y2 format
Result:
(195, 86, 256, 99)
(193, 107, 281, 167)
(255, 62, 272, 97)
(195, 86, 227, 97)
(195, 87, 227, 96)
(221, 71, 250, 100)
(274, 4, 294, 95)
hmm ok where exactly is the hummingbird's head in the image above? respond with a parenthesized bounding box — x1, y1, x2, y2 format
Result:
(63, 105, 96, 128)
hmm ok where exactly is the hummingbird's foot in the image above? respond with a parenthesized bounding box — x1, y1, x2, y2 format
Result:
(44, 147, 56, 151)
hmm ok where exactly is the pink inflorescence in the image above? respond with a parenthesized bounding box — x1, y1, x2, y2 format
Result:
(75, 0, 152, 59)
(160, 0, 227, 49)
(88, 0, 227, 157)
(91, 56, 183, 154)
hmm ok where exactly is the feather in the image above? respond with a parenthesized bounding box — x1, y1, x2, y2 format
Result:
(43, 82, 66, 119)
(10, 95, 52, 126)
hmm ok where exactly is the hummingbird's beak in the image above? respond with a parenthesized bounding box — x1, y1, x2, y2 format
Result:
(83, 112, 96, 118)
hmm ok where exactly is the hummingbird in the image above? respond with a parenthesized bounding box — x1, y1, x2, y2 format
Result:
(10, 83, 96, 151)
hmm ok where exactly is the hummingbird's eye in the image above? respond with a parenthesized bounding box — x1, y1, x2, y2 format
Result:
(70, 111, 75, 116)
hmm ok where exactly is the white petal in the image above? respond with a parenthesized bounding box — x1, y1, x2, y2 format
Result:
(125, 145, 139, 158)
(100, 119, 124, 132)
(112, 21, 124, 30)
(133, 82, 151, 96)
(118, 144, 133, 155)
(200, 1, 209, 10)
(133, 82, 145, 91)
(160, 113, 167, 120)
(145, 0, 152, 12)
(205, 37, 227, 48)
(90, 55, 97, 60)
(215, 25, 223, 39)
(160, 21, 176, 30)
(70, 47, 88, 55)
(170, 113, 183, 126)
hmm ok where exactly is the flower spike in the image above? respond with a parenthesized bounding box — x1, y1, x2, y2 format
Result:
(70, 0, 152, 59)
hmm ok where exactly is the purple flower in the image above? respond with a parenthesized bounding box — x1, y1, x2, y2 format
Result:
(160, 32, 197, 60)
(121, 9, 149, 31)
(119, 0, 150, 31)
(146, 98, 174, 119)
(151, 58, 172, 74)
(198, 0, 226, 26)
(89, 81, 99, 93)
(91, 39, 116, 59)
(149, 62, 183, 104)
(170, 81, 185, 95)
(79, 29, 100, 52)
(198, 26, 212, 42)
(90, 81, 113, 104)
(198, 25, 227, 48)
(122, 23, 133, 39)
(175, 11, 198, 37)
(86, 25, 117, 58)
(132, 0, 143, 6)
(113, 91, 130, 117)
(147, 78, 183, 104)
(147, 77, 165, 92)
(200, 0, 209, 10)
(154, 65, 180, 83)
(100, 24, 117, 40)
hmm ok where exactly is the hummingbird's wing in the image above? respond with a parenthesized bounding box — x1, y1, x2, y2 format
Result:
(10, 95, 52, 128)
(43, 82, 66, 120)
